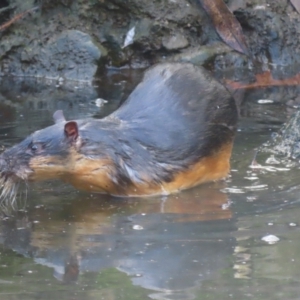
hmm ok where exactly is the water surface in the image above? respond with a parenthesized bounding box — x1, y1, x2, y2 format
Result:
(0, 70, 300, 300)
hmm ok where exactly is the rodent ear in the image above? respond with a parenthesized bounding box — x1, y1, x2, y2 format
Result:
(64, 121, 78, 141)
(53, 110, 66, 123)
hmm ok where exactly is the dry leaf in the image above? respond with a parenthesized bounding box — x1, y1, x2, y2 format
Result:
(197, 0, 248, 55)
(226, 71, 300, 90)
(290, 0, 300, 13)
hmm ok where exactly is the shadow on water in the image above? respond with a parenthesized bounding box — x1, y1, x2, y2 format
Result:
(1, 68, 300, 300)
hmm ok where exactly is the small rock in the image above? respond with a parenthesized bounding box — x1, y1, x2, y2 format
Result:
(286, 99, 296, 107)
(18, 30, 106, 82)
(162, 33, 189, 50)
(172, 43, 232, 66)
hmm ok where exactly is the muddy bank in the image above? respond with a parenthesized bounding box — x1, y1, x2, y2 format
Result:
(0, 0, 299, 81)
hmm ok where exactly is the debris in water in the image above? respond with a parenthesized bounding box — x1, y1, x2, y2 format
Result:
(257, 99, 274, 104)
(261, 235, 280, 244)
(93, 98, 108, 108)
(123, 26, 136, 49)
(133, 225, 143, 230)
(265, 155, 280, 165)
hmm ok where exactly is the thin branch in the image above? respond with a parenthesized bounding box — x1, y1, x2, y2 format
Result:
(0, 6, 39, 32)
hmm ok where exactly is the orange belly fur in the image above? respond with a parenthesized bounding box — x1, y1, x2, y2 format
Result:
(29, 142, 233, 197)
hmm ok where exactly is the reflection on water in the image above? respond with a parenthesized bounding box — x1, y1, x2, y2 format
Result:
(0, 70, 300, 300)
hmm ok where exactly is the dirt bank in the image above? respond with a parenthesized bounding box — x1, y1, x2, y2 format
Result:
(0, 0, 299, 81)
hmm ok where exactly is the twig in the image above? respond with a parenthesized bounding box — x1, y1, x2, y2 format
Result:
(0, 6, 39, 32)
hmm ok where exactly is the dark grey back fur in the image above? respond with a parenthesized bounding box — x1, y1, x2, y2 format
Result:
(78, 63, 238, 186)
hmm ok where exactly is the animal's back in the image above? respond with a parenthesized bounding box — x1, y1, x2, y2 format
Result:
(113, 63, 237, 162)
(95, 63, 238, 195)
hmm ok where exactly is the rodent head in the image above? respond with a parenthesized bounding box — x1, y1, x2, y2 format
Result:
(0, 111, 80, 206)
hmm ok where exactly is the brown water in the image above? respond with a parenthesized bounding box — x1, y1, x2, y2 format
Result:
(0, 70, 300, 300)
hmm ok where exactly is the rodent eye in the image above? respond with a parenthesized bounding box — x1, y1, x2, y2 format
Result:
(29, 143, 43, 153)
(31, 144, 38, 151)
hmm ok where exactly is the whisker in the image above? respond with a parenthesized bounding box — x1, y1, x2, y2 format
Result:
(9, 185, 17, 208)
(0, 176, 21, 211)
(1, 185, 9, 201)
